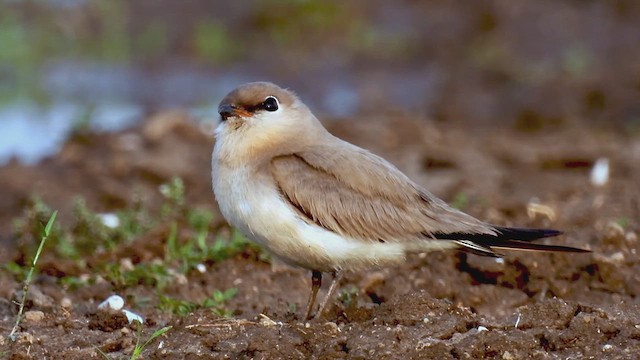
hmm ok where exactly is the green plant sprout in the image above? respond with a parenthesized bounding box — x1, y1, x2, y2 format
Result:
(158, 288, 237, 317)
(94, 324, 172, 360)
(8, 210, 58, 340)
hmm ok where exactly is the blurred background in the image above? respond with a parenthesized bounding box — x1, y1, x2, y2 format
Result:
(1, 0, 640, 165)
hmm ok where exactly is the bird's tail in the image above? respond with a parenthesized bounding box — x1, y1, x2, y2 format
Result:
(439, 226, 590, 257)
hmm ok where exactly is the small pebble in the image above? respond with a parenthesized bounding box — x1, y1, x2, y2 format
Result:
(24, 310, 45, 322)
(60, 297, 73, 309)
(98, 295, 125, 311)
(120, 258, 135, 271)
(324, 322, 340, 334)
(502, 351, 515, 360)
(15, 332, 34, 344)
(590, 157, 610, 187)
(477, 326, 488, 332)
(123, 309, 144, 324)
(604, 222, 625, 241)
(602, 344, 613, 351)
(98, 213, 120, 228)
(259, 314, 277, 327)
(24, 286, 55, 308)
(174, 273, 188, 285)
(196, 263, 207, 273)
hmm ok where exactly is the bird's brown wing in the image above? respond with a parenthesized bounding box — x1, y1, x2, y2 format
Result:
(270, 142, 496, 243)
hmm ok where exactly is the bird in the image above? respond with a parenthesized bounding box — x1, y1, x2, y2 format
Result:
(211, 81, 589, 320)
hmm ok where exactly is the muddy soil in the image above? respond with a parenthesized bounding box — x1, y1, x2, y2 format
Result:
(0, 113, 639, 359)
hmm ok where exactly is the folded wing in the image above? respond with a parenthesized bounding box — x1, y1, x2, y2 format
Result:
(270, 142, 496, 244)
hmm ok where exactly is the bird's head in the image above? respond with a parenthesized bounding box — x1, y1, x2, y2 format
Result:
(214, 82, 325, 161)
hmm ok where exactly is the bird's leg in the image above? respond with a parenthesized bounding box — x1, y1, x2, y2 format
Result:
(304, 270, 322, 320)
(315, 270, 343, 320)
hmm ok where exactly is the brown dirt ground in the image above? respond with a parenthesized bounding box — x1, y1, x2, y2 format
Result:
(1, 113, 639, 359)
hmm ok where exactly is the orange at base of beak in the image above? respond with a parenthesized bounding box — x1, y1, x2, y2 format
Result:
(219, 104, 252, 121)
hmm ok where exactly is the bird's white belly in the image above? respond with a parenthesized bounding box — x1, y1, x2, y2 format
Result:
(213, 164, 407, 272)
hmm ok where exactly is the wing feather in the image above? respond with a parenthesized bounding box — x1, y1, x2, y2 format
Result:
(270, 142, 496, 243)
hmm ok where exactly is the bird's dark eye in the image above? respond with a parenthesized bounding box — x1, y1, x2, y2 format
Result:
(263, 96, 279, 112)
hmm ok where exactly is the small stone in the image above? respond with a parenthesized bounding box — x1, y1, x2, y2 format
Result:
(602, 344, 613, 351)
(604, 222, 625, 242)
(626, 232, 638, 245)
(593, 252, 626, 290)
(98, 213, 120, 228)
(594, 252, 625, 266)
(324, 322, 340, 335)
(259, 314, 277, 327)
(60, 297, 73, 309)
(120, 258, 135, 271)
(21, 286, 55, 309)
(122, 309, 144, 324)
(121, 327, 131, 335)
(15, 332, 34, 344)
(196, 263, 206, 273)
(24, 310, 45, 322)
(477, 326, 488, 332)
(98, 295, 125, 311)
(590, 157, 610, 187)
(0, 335, 5, 346)
(502, 351, 515, 360)
(173, 273, 188, 285)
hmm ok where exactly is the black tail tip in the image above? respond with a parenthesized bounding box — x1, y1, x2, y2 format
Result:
(493, 226, 563, 241)
(541, 229, 563, 238)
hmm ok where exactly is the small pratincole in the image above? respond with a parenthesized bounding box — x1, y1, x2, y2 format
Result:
(211, 82, 589, 320)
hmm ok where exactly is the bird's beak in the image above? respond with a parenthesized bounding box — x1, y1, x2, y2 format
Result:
(219, 104, 252, 121)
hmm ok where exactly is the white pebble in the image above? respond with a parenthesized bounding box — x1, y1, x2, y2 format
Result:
(477, 326, 489, 332)
(590, 157, 609, 187)
(98, 295, 125, 311)
(98, 213, 120, 228)
(123, 309, 144, 324)
(196, 263, 207, 273)
(602, 344, 613, 351)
